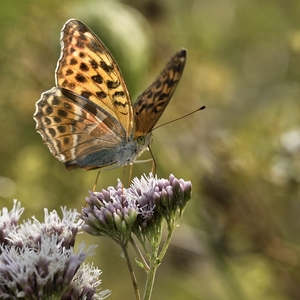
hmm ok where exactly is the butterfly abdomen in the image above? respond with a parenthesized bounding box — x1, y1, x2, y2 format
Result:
(65, 138, 149, 171)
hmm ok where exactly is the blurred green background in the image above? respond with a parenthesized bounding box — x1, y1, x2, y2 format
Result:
(1, 0, 300, 299)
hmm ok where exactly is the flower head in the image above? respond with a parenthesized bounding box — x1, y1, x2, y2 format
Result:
(82, 179, 138, 244)
(62, 262, 111, 300)
(5, 205, 83, 251)
(0, 201, 109, 299)
(0, 199, 23, 245)
(81, 174, 192, 241)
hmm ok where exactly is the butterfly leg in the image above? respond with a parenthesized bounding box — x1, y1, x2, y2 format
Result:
(120, 165, 129, 188)
(148, 146, 156, 175)
(129, 164, 133, 186)
(92, 171, 101, 192)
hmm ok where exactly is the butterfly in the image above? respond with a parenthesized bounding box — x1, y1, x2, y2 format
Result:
(34, 19, 186, 171)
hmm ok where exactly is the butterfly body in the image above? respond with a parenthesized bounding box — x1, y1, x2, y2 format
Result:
(34, 19, 186, 171)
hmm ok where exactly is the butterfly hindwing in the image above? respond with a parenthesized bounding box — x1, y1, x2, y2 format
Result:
(34, 87, 127, 170)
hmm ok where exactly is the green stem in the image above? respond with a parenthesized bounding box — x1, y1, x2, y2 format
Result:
(157, 213, 182, 262)
(129, 236, 149, 271)
(142, 226, 164, 300)
(142, 253, 159, 300)
(121, 244, 141, 300)
(158, 228, 174, 262)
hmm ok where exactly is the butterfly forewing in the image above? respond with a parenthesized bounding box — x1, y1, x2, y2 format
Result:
(133, 49, 187, 137)
(56, 19, 134, 139)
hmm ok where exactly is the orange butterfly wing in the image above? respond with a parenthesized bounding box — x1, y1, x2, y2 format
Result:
(56, 19, 134, 140)
(133, 49, 187, 138)
(34, 19, 137, 170)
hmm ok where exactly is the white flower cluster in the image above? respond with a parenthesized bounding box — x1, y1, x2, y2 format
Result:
(0, 200, 110, 300)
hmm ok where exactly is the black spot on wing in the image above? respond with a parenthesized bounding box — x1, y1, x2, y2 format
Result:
(80, 63, 89, 72)
(70, 58, 77, 65)
(96, 91, 107, 99)
(63, 137, 70, 145)
(81, 91, 92, 99)
(65, 69, 73, 76)
(90, 59, 98, 69)
(107, 80, 119, 89)
(100, 61, 113, 73)
(75, 74, 87, 83)
(91, 75, 103, 84)
(114, 91, 125, 97)
(51, 97, 61, 106)
(44, 117, 51, 125)
(48, 128, 56, 137)
(57, 125, 66, 133)
(53, 117, 61, 123)
(46, 106, 53, 114)
(58, 109, 68, 117)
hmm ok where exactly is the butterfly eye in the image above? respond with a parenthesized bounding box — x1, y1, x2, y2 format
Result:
(136, 136, 145, 145)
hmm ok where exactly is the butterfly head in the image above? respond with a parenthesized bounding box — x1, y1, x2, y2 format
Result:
(135, 132, 153, 158)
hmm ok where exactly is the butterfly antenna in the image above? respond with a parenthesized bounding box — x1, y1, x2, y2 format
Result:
(152, 106, 206, 131)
